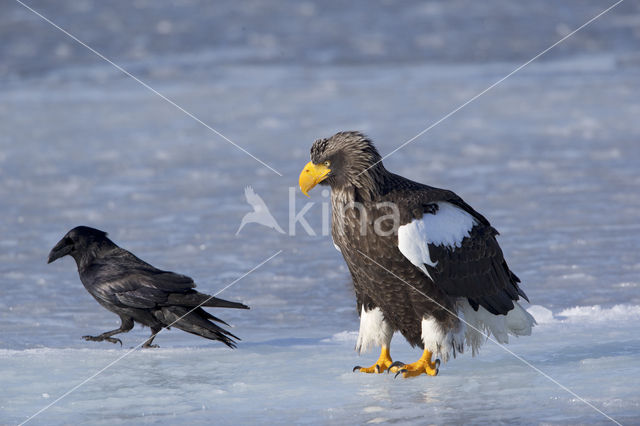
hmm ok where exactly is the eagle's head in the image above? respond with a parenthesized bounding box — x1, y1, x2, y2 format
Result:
(299, 131, 385, 198)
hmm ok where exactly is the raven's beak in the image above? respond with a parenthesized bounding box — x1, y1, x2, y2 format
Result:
(48, 238, 72, 264)
(299, 161, 330, 197)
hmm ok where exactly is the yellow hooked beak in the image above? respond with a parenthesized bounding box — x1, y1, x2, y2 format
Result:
(299, 161, 331, 197)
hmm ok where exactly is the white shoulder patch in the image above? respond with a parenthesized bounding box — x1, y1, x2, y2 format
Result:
(397, 202, 477, 279)
(421, 202, 477, 248)
(397, 216, 438, 279)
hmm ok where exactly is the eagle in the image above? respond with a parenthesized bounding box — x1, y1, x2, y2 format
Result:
(48, 226, 249, 348)
(298, 131, 535, 378)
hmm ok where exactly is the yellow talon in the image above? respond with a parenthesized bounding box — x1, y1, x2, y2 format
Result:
(394, 349, 440, 378)
(354, 346, 396, 374)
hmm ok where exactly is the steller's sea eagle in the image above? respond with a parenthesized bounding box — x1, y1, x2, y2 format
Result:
(298, 131, 535, 378)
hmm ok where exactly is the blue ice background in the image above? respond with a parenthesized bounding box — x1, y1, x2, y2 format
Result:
(1, 1, 639, 424)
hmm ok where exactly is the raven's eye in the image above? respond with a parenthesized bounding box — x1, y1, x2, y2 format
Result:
(324, 160, 331, 167)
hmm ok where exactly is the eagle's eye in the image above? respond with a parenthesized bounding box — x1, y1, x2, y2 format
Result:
(324, 160, 331, 167)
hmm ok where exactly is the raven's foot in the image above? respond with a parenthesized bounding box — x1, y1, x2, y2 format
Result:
(392, 349, 439, 378)
(353, 346, 397, 374)
(141, 327, 161, 348)
(82, 335, 122, 346)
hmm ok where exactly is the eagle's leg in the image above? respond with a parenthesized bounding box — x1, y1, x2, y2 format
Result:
(353, 345, 396, 373)
(393, 349, 440, 378)
(82, 316, 133, 346)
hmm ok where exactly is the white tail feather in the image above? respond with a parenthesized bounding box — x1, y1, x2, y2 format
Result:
(506, 302, 537, 336)
(460, 299, 536, 355)
(423, 299, 537, 362)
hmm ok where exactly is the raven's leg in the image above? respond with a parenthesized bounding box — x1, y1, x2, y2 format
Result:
(83, 316, 134, 346)
(142, 325, 162, 348)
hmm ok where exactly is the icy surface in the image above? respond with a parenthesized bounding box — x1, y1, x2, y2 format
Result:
(1, 0, 640, 424)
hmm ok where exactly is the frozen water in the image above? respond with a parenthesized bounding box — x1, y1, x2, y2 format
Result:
(1, 0, 640, 424)
(2, 305, 640, 424)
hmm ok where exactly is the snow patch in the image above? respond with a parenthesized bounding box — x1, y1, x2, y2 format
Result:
(526, 304, 640, 325)
(557, 304, 640, 323)
(527, 305, 554, 324)
(323, 331, 358, 343)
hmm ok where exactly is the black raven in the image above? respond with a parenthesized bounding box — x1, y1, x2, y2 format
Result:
(48, 226, 249, 348)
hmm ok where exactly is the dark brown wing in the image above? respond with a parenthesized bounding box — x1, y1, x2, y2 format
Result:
(427, 223, 528, 315)
(387, 176, 528, 315)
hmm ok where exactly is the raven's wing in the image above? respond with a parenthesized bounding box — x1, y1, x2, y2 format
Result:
(87, 249, 247, 310)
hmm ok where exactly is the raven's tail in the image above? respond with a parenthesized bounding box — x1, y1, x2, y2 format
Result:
(157, 306, 242, 348)
(166, 291, 250, 310)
